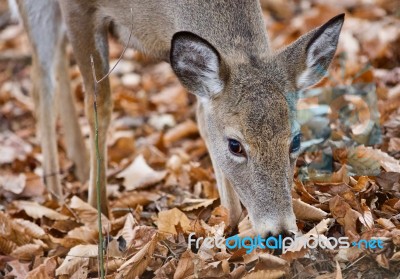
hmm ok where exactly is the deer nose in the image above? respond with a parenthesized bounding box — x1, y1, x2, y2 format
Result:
(252, 213, 298, 238)
(270, 230, 296, 255)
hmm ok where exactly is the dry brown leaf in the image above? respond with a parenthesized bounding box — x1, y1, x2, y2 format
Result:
(285, 219, 332, 253)
(359, 199, 374, 229)
(127, 225, 157, 254)
(388, 137, 400, 153)
(196, 260, 230, 278)
(293, 180, 319, 204)
(66, 226, 98, 244)
(292, 198, 328, 221)
(11, 243, 43, 260)
(55, 244, 98, 276)
(111, 190, 160, 209)
(69, 196, 110, 231)
(157, 208, 191, 235)
(243, 269, 286, 279)
(0, 211, 12, 236)
(391, 251, 400, 261)
(108, 131, 135, 164)
(376, 218, 396, 229)
(0, 131, 32, 164)
(180, 198, 216, 211)
(335, 247, 363, 263)
(0, 236, 18, 255)
(238, 216, 253, 236)
(376, 254, 390, 269)
(257, 253, 288, 270)
(163, 119, 199, 146)
(348, 145, 400, 173)
(329, 196, 360, 236)
(335, 261, 343, 279)
(353, 176, 372, 192)
(173, 250, 195, 279)
(116, 233, 159, 279)
(117, 213, 138, 246)
(13, 200, 69, 220)
(154, 258, 178, 279)
(6, 260, 30, 279)
(21, 173, 46, 197)
(208, 206, 229, 227)
(116, 154, 167, 190)
(0, 173, 26, 194)
(391, 229, 400, 246)
(26, 257, 58, 279)
(13, 218, 46, 239)
(150, 84, 188, 111)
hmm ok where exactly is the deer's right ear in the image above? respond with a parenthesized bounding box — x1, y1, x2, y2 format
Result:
(170, 31, 226, 99)
(280, 14, 344, 90)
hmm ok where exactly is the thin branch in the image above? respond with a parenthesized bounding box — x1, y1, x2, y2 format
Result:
(96, 8, 134, 84)
(90, 54, 105, 279)
(88, 8, 134, 278)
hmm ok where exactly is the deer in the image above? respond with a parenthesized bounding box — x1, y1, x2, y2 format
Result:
(13, 0, 344, 237)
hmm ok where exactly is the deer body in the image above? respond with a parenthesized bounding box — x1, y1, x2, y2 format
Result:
(14, 0, 344, 236)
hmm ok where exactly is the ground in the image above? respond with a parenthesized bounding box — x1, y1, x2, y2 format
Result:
(0, 0, 400, 278)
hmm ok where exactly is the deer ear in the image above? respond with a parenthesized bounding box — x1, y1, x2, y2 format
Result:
(170, 31, 225, 99)
(281, 14, 344, 90)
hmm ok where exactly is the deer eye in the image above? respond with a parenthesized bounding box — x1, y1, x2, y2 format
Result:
(290, 133, 302, 153)
(228, 139, 245, 156)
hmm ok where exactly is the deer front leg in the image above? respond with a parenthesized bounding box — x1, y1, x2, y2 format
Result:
(16, 0, 63, 198)
(60, 2, 111, 216)
(56, 35, 89, 183)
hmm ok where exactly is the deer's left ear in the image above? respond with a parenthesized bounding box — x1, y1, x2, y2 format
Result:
(170, 31, 227, 99)
(280, 14, 345, 90)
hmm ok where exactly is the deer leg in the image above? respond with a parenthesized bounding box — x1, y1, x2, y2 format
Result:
(16, 0, 63, 198)
(60, 1, 111, 216)
(56, 35, 89, 183)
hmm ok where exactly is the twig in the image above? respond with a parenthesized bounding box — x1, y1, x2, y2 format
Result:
(95, 8, 134, 84)
(90, 54, 105, 279)
(88, 9, 134, 278)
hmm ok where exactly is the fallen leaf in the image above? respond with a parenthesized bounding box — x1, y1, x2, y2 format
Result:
(376, 218, 396, 229)
(26, 257, 58, 279)
(55, 244, 98, 276)
(358, 199, 374, 229)
(13, 218, 46, 239)
(335, 261, 343, 279)
(13, 200, 69, 220)
(329, 196, 360, 236)
(243, 269, 286, 279)
(0, 131, 32, 164)
(180, 198, 216, 211)
(157, 208, 191, 235)
(6, 260, 30, 279)
(69, 196, 110, 231)
(376, 254, 390, 269)
(0, 173, 26, 194)
(173, 250, 195, 279)
(11, 243, 43, 260)
(116, 233, 159, 279)
(117, 154, 167, 190)
(348, 145, 400, 174)
(292, 198, 328, 221)
(154, 258, 177, 278)
(163, 119, 199, 146)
